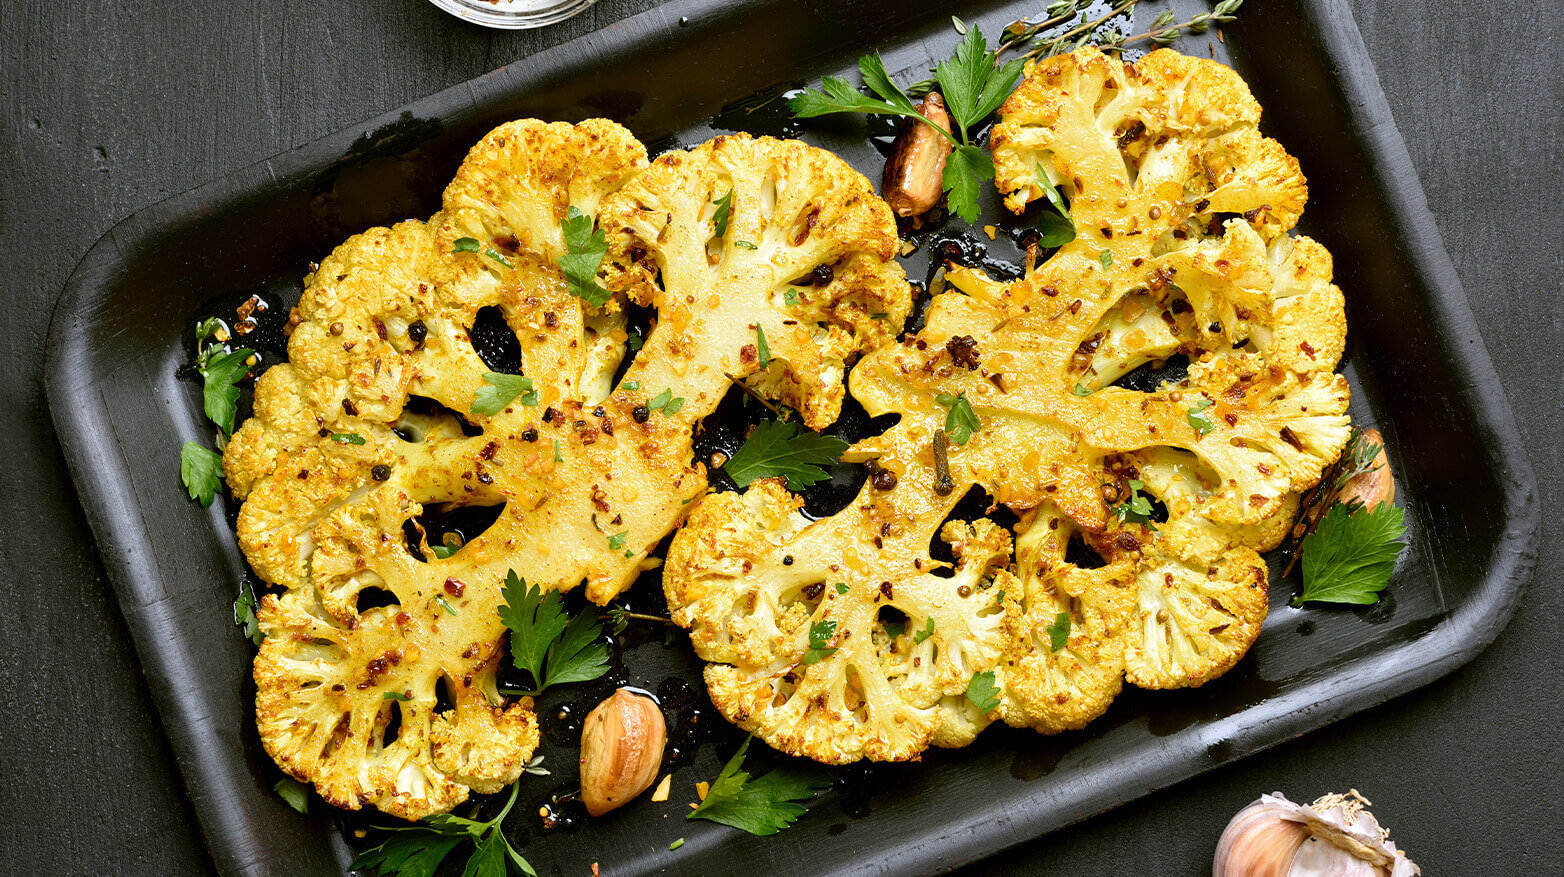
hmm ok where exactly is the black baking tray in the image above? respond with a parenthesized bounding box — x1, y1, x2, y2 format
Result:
(45, 0, 1539, 874)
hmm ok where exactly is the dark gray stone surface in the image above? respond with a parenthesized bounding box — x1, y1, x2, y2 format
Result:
(1, 1, 1558, 873)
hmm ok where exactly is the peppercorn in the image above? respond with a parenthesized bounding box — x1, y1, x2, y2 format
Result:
(407, 320, 427, 346)
(632, 405, 650, 423)
(371, 464, 391, 481)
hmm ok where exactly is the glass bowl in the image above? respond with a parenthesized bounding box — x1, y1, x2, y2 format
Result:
(427, 0, 596, 29)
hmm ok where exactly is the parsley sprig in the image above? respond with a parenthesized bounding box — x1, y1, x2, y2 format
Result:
(1111, 478, 1157, 529)
(789, 28, 1023, 222)
(1293, 503, 1406, 607)
(721, 420, 849, 490)
(351, 782, 534, 877)
(180, 322, 256, 508)
(966, 670, 1000, 712)
(497, 572, 610, 696)
(800, 619, 838, 665)
(687, 736, 832, 836)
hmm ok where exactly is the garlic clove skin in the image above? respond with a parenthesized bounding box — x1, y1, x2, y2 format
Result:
(1214, 792, 1419, 877)
(1213, 800, 1309, 877)
(579, 688, 667, 817)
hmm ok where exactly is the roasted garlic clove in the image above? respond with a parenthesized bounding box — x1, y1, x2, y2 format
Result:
(579, 688, 667, 817)
(1213, 792, 1419, 877)
(882, 92, 954, 218)
(1337, 428, 1395, 509)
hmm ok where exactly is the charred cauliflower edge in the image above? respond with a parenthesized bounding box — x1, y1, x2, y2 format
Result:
(662, 48, 1351, 764)
(225, 121, 910, 818)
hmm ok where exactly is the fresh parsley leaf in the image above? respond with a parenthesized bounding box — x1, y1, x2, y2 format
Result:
(180, 441, 224, 507)
(560, 206, 612, 307)
(1033, 164, 1071, 216)
(471, 373, 537, 416)
(783, 288, 801, 307)
(800, 619, 838, 665)
(351, 782, 534, 877)
(430, 544, 458, 560)
(626, 334, 644, 352)
(943, 144, 993, 224)
(733, 240, 758, 250)
(857, 53, 918, 114)
(1112, 478, 1158, 528)
(935, 26, 1023, 135)
(966, 670, 1000, 712)
(1293, 503, 1407, 606)
(497, 572, 609, 695)
(755, 325, 771, 369)
(274, 777, 309, 814)
(622, 380, 640, 391)
(1047, 612, 1071, 651)
(233, 579, 263, 646)
(713, 189, 734, 238)
(383, 691, 411, 702)
(722, 420, 849, 490)
(687, 736, 831, 836)
(453, 237, 481, 254)
(434, 595, 459, 616)
(935, 391, 981, 445)
(646, 388, 687, 417)
(201, 347, 255, 435)
(913, 616, 935, 644)
(1187, 398, 1216, 437)
(607, 531, 628, 551)
(787, 75, 918, 120)
(329, 432, 366, 444)
(1098, 249, 1114, 269)
(1072, 384, 1093, 397)
(834, 582, 849, 595)
(883, 619, 906, 640)
(1034, 208, 1077, 248)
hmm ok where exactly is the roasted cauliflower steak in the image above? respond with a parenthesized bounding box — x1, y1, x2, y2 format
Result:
(664, 48, 1352, 763)
(225, 121, 910, 817)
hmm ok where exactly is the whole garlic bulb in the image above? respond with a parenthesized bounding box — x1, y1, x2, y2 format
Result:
(1213, 791, 1419, 877)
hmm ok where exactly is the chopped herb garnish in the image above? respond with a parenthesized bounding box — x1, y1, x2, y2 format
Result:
(430, 544, 458, 560)
(800, 619, 838, 665)
(328, 432, 366, 444)
(233, 579, 263, 646)
(1111, 478, 1157, 529)
(834, 582, 849, 595)
(734, 240, 758, 250)
(1072, 384, 1093, 397)
(646, 388, 687, 417)
(1099, 249, 1114, 269)
(560, 206, 613, 307)
(607, 531, 628, 551)
(472, 373, 537, 416)
(722, 419, 849, 490)
(883, 619, 906, 640)
(453, 236, 514, 269)
(966, 670, 1000, 712)
(1187, 398, 1216, 437)
(382, 691, 411, 702)
(1047, 612, 1071, 651)
(670, 838, 686, 851)
(913, 616, 935, 644)
(181, 441, 224, 508)
(783, 288, 801, 307)
(687, 736, 831, 836)
(755, 325, 771, 368)
(553, 439, 563, 463)
(713, 189, 735, 237)
(935, 391, 981, 445)
(497, 571, 610, 696)
(434, 595, 459, 616)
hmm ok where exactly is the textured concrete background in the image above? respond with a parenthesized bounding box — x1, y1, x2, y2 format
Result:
(1, 0, 1558, 873)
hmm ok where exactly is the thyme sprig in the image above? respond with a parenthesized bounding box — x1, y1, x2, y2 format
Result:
(1000, 0, 1244, 61)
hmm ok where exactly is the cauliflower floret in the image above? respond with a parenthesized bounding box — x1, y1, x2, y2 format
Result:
(598, 133, 911, 431)
(666, 48, 1354, 761)
(665, 480, 1013, 763)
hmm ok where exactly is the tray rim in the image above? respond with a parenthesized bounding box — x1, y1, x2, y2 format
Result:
(44, 0, 1540, 873)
